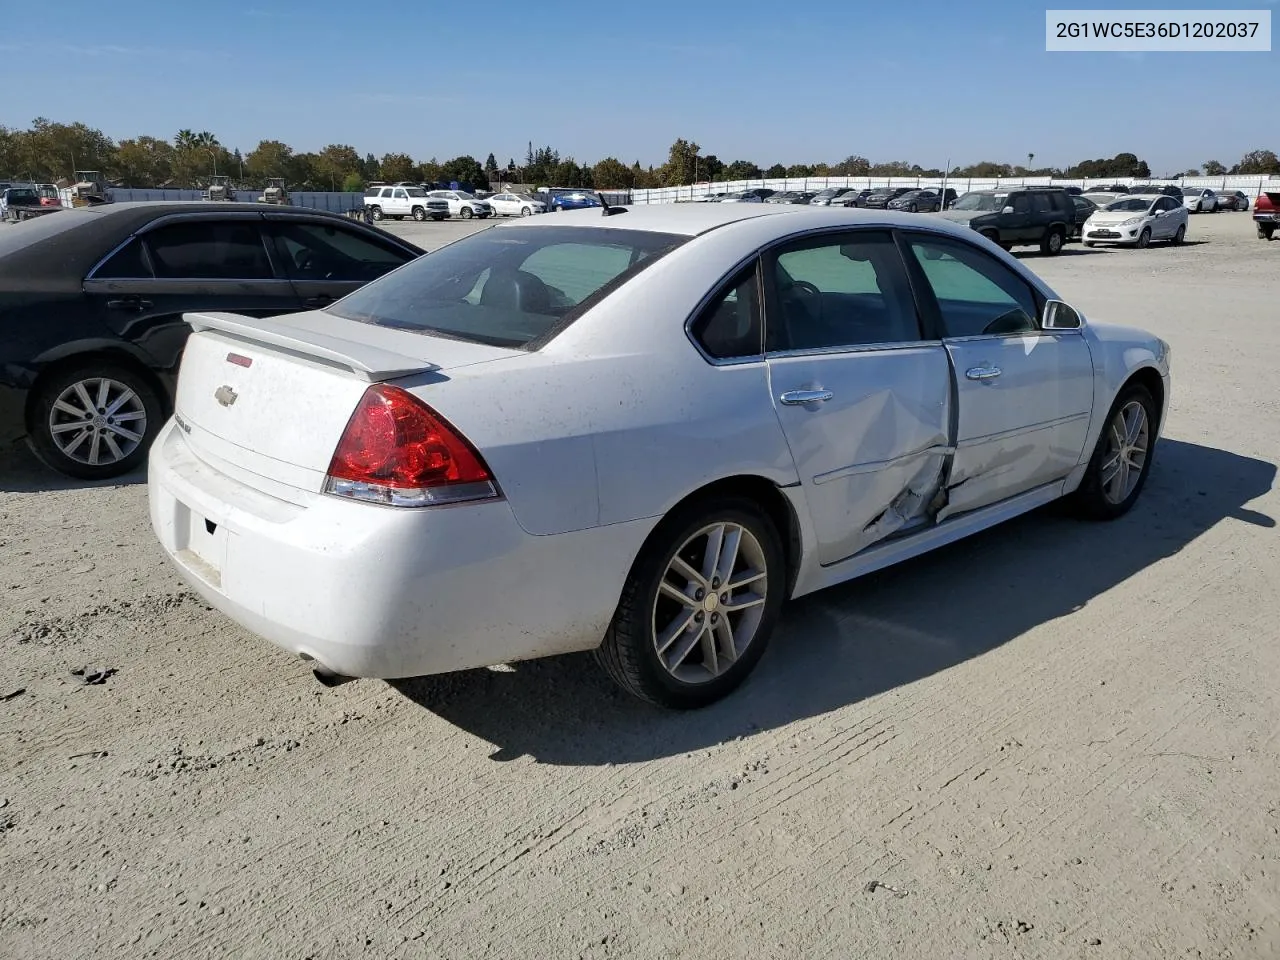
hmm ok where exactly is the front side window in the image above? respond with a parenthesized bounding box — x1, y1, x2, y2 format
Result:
(689, 264, 761, 360)
(1009, 194, 1031, 214)
(1030, 193, 1052, 214)
(907, 234, 1039, 338)
(327, 225, 687, 348)
(272, 221, 412, 283)
(767, 231, 921, 352)
(143, 220, 273, 280)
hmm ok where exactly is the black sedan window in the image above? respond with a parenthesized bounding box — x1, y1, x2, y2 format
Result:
(144, 221, 274, 280)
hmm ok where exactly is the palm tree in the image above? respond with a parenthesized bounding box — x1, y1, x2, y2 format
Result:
(174, 129, 196, 152)
(195, 131, 220, 150)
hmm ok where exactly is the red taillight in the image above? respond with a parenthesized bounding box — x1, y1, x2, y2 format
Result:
(324, 384, 499, 507)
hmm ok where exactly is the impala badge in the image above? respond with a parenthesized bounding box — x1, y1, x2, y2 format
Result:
(214, 385, 238, 407)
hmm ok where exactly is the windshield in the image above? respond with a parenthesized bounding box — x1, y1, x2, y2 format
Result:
(327, 225, 687, 349)
(1105, 198, 1151, 212)
(1128, 186, 1160, 195)
(951, 193, 1006, 212)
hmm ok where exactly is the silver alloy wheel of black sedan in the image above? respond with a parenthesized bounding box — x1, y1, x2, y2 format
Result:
(48, 376, 148, 468)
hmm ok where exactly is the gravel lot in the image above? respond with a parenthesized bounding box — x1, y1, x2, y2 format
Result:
(2, 210, 1277, 960)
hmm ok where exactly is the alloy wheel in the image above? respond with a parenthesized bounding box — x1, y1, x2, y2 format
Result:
(651, 522, 768, 684)
(48, 377, 148, 467)
(1100, 400, 1149, 505)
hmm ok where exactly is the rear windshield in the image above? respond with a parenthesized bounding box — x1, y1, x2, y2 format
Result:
(327, 225, 688, 349)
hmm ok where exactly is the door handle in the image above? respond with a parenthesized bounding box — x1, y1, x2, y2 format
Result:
(303, 295, 334, 307)
(106, 298, 152, 311)
(965, 365, 1002, 381)
(779, 389, 834, 405)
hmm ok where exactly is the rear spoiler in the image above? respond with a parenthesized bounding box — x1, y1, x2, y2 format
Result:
(184, 311, 438, 382)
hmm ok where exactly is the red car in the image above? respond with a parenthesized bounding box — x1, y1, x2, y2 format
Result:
(1255, 189, 1279, 240)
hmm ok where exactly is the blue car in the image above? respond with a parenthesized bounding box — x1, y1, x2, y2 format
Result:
(545, 188, 602, 211)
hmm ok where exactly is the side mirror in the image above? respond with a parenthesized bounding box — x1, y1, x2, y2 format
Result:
(1042, 299, 1082, 330)
(1001, 205, 1015, 215)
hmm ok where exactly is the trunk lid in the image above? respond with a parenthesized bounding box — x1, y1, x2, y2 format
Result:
(173, 310, 521, 494)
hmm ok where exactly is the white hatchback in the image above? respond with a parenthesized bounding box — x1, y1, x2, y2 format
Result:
(149, 205, 1171, 709)
(1083, 195, 1189, 248)
(487, 192, 546, 217)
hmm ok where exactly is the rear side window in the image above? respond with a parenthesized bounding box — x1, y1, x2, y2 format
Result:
(93, 237, 152, 278)
(690, 264, 761, 360)
(328, 225, 687, 349)
(143, 220, 273, 280)
(767, 231, 921, 352)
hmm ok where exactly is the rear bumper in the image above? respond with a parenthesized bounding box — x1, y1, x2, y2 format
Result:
(147, 421, 649, 679)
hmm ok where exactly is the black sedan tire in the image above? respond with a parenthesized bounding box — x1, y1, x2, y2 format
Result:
(27, 362, 164, 480)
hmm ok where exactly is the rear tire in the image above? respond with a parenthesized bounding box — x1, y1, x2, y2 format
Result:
(1259, 224, 1275, 240)
(1070, 382, 1158, 521)
(595, 496, 786, 709)
(1135, 228, 1151, 249)
(27, 362, 164, 481)
(369, 205, 383, 221)
(1083, 241, 1096, 248)
(1040, 227, 1064, 256)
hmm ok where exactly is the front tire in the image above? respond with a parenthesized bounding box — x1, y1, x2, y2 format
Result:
(368, 205, 383, 221)
(520, 206, 532, 216)
(1070, 382, 1158, 521)
(460, 206, 473, 219)
(1135, 228, 1151, 249)
(27, 362, 164, 480)
(411, 206, 427, 221)
(595, 497, 785, 709)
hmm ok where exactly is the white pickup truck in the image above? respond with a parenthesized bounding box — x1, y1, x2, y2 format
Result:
(364, 185, 450, 221)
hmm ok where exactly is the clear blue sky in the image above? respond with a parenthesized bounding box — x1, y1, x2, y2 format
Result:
(2, 0, 1275, 174)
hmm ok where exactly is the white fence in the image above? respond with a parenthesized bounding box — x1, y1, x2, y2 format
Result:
(629, 174, 1279, 205)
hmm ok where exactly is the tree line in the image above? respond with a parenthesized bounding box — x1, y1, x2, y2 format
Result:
(2, 119, 1277, 193)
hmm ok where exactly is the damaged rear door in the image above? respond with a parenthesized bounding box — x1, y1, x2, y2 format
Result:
(901, 232, 1094, 518)
(764, 229, 953, 567)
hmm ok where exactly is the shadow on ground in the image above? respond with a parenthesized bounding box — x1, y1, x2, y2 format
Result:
(0, 440, 144, 493)
(393, 438, 1275, 765)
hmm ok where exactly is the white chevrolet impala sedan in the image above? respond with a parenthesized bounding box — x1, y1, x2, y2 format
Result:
(148, 204, 1171, 709)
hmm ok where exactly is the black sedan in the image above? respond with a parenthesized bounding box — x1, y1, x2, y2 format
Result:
(860, 187, 914, 209)
(0, 202, 424, 479)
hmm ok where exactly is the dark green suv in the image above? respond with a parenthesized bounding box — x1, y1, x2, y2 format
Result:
(935, 186, 1075, 255)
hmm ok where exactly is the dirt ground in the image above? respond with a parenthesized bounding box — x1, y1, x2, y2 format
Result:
(2, 210, 1277, 960)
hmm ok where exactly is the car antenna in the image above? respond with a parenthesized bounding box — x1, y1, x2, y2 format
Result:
(595, 190, 627, 216)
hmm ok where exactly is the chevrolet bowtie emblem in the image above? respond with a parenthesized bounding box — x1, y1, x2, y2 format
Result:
(214, 385, 238, 407)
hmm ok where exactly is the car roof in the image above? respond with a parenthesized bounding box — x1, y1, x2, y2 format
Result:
(0, 201, 417, 285)
(491, 202, 982, 240)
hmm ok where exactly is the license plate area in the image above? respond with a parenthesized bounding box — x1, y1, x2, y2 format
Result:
(175, 500, 227, 588)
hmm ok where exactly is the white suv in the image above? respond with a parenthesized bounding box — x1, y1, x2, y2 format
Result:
(428, 190, 492, 219)
(364, 186, 449, 222)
